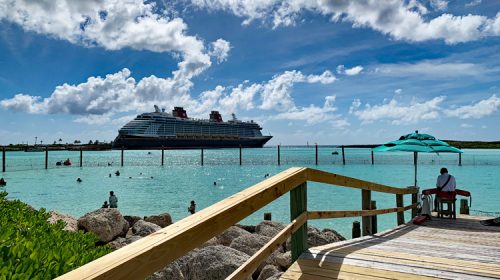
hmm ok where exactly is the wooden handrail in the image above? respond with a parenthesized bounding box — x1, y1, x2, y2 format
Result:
(57, 167, 418, 280)
(308, 204, 416, 220)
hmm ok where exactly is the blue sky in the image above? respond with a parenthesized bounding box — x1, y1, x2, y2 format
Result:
(1, 0, 500, 145)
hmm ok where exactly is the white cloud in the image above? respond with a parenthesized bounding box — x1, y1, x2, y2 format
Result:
(352, 96, 446, 124)
(375, 61, 482, 78)
(465, 0, 482, 7)
(191, 0, 500, 44)
(460, 123, 473, 128)
(394, 88, 403, 94)
(336, 65, 363, 76)
(445, 95, 500, 119)
(209, 39, 231, 63)
(348, 98, 361, 114)
(259, 70, 336, 111)
(219, 83, 262, 113)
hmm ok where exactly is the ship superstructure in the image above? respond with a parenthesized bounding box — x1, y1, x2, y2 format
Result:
(112, 106, 272, 149)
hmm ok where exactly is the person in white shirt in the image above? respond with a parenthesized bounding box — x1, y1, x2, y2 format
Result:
(436, 167, 456, 192)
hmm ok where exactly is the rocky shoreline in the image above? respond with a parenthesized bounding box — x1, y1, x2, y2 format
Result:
(48, 208, 345, 280)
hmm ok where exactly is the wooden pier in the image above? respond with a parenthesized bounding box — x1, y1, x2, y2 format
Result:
(282, 214, 500, 280)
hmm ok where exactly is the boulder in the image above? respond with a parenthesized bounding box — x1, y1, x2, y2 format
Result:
(200, 237, 219, 248)
(255, 221, 285, 238)
(132, 220, 162, 237)
(144, 213, 173, 228)
(217, 226, 251, 246)
(124, 215, 142, 228)
(236, 224, 256, 233)
(230, 233, 271, 256)
(266, 272, 283, 280)
(257, 265, 281, 280)
(108, 235, 143, 250)
(150, 245, 250, 280)
(274, 251, 292, 270)
(77, 208, 128, 243)
(285, 226, 345, 250)
(47, 210, 78, 232)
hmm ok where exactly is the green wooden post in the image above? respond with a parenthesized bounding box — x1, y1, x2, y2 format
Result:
(408, 186, 419, 218)
(290, 182, 307, 262)
(161, 146, 164, 166)
(45, 146, 48, 169)
(361, 189, 372, 236)
(2, 146, 5, 172)
(396, 194, 404, 225)
(371, 200, 377, 234)
(121, 147, 124, 167)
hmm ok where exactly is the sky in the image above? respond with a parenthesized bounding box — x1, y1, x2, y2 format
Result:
(0, 0, 500, 146)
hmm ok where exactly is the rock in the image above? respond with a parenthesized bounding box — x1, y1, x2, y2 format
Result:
(144, 213, 173, 228)
(47, 210, 78, 232)
(77, 208, 129, 243)
(266, 272, 283, 280)
(236, 224, 256, 233)
(255, 221, 285, 238)
(124, 215, 142, 228)
(257, 265, 281, 280)
(274, 251, 291, 270)
(285, 226, 345, 250)
(108, 235, 143, 250)
(150, 245, 250, 280)
(321, 228, 346, 242)
(217, 226, 252, 246)
(200, 237, 219, 248)
(230, 233, 271, 256)
(132, 220, 162, 237)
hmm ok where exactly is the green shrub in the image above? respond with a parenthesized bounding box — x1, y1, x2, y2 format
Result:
(0, 192, 111, 279)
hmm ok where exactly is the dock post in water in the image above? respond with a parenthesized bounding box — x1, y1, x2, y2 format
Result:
(2, 146, 5, 172)
(264, 213, 272, 221)
(342, 145, 346, 165)
(361, 189, 372, 236)
(201, 148, 204, 166)
(79, 148, 83, 167)
(121, 146, 124, 167)
(460, 199, 469, 214)
(161, 146, 164, 166)
(278, 145, 281, 166)
(396, 194, 404, 225)
(45, 146, 48, 169)
(315, 144, 318, 165)
(371, 200, 377, 234)
(371, 150, 374, 165)
(352, 221, 361, 239)
(459, 147, 462, 166)
(290, 182, 307, 262)
(239, 145, 242, 165)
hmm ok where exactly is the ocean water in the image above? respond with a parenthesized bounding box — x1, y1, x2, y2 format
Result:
(1, 147, 499, 239)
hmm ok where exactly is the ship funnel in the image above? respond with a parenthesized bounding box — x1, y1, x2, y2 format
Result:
(154, 105, 160, 113)
(209, 111, 223, 122)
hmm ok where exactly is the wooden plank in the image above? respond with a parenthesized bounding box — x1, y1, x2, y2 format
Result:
(306, 168, 415, 195)
(308, 204, 415, 220)
(290, 182, 308, 262)
(396, 194, 404, 225)
(57, 167, 308, 280)
(362, 190, 372, 236)
(227, 212, 307, 280)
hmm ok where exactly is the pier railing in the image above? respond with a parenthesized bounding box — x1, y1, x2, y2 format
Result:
(57, 167, 418, 280)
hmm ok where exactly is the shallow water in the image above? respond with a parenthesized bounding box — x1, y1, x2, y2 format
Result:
(2, 147, 499, 238)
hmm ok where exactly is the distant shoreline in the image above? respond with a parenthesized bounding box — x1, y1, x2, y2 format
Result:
(2, 140, 500, 151)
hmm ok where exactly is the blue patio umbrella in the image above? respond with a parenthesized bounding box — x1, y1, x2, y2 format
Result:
(373, 131, 463, 187)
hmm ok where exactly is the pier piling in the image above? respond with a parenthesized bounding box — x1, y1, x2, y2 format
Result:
(121, 147, 124, 167)
(371, 150, 374, 165)
(371, 200, 377, 234)
(201, 148, 204, 166)
(161, 146, 164, 166)
(278, 145, 281, 166)
(45, 146, 48, 169)
(2, 146, 5, 172)
(315, 144, 318, 165)
(396, 194, 404, 225)
(460, 199, 469, 214)
(459, 147, 462, 166)
(264, 213, 272, 221)
(342, 145, 346, 165)
(361, 189, 372, 236)
(352, 221, 361, 239)
(239, 145, 242, 165)
(80, 148, 83, 167)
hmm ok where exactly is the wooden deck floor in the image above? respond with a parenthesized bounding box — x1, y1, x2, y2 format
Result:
(281, 215, 500, 279)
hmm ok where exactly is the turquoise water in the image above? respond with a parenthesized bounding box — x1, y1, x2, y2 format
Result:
(1, 148, 499, 238)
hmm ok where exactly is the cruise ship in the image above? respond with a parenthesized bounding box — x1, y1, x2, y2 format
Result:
(112, 106, 272, 149)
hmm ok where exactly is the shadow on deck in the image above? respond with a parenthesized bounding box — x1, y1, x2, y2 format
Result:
(282, 214, 500, 280)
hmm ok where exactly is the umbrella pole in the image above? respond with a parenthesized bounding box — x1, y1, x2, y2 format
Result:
(414, 152, 418, 187)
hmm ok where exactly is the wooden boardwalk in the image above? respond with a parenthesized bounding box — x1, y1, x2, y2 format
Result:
(282, 215, 500, 279)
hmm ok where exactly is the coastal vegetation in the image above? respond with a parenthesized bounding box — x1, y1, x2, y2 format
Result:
(0, 192, 111, 279)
